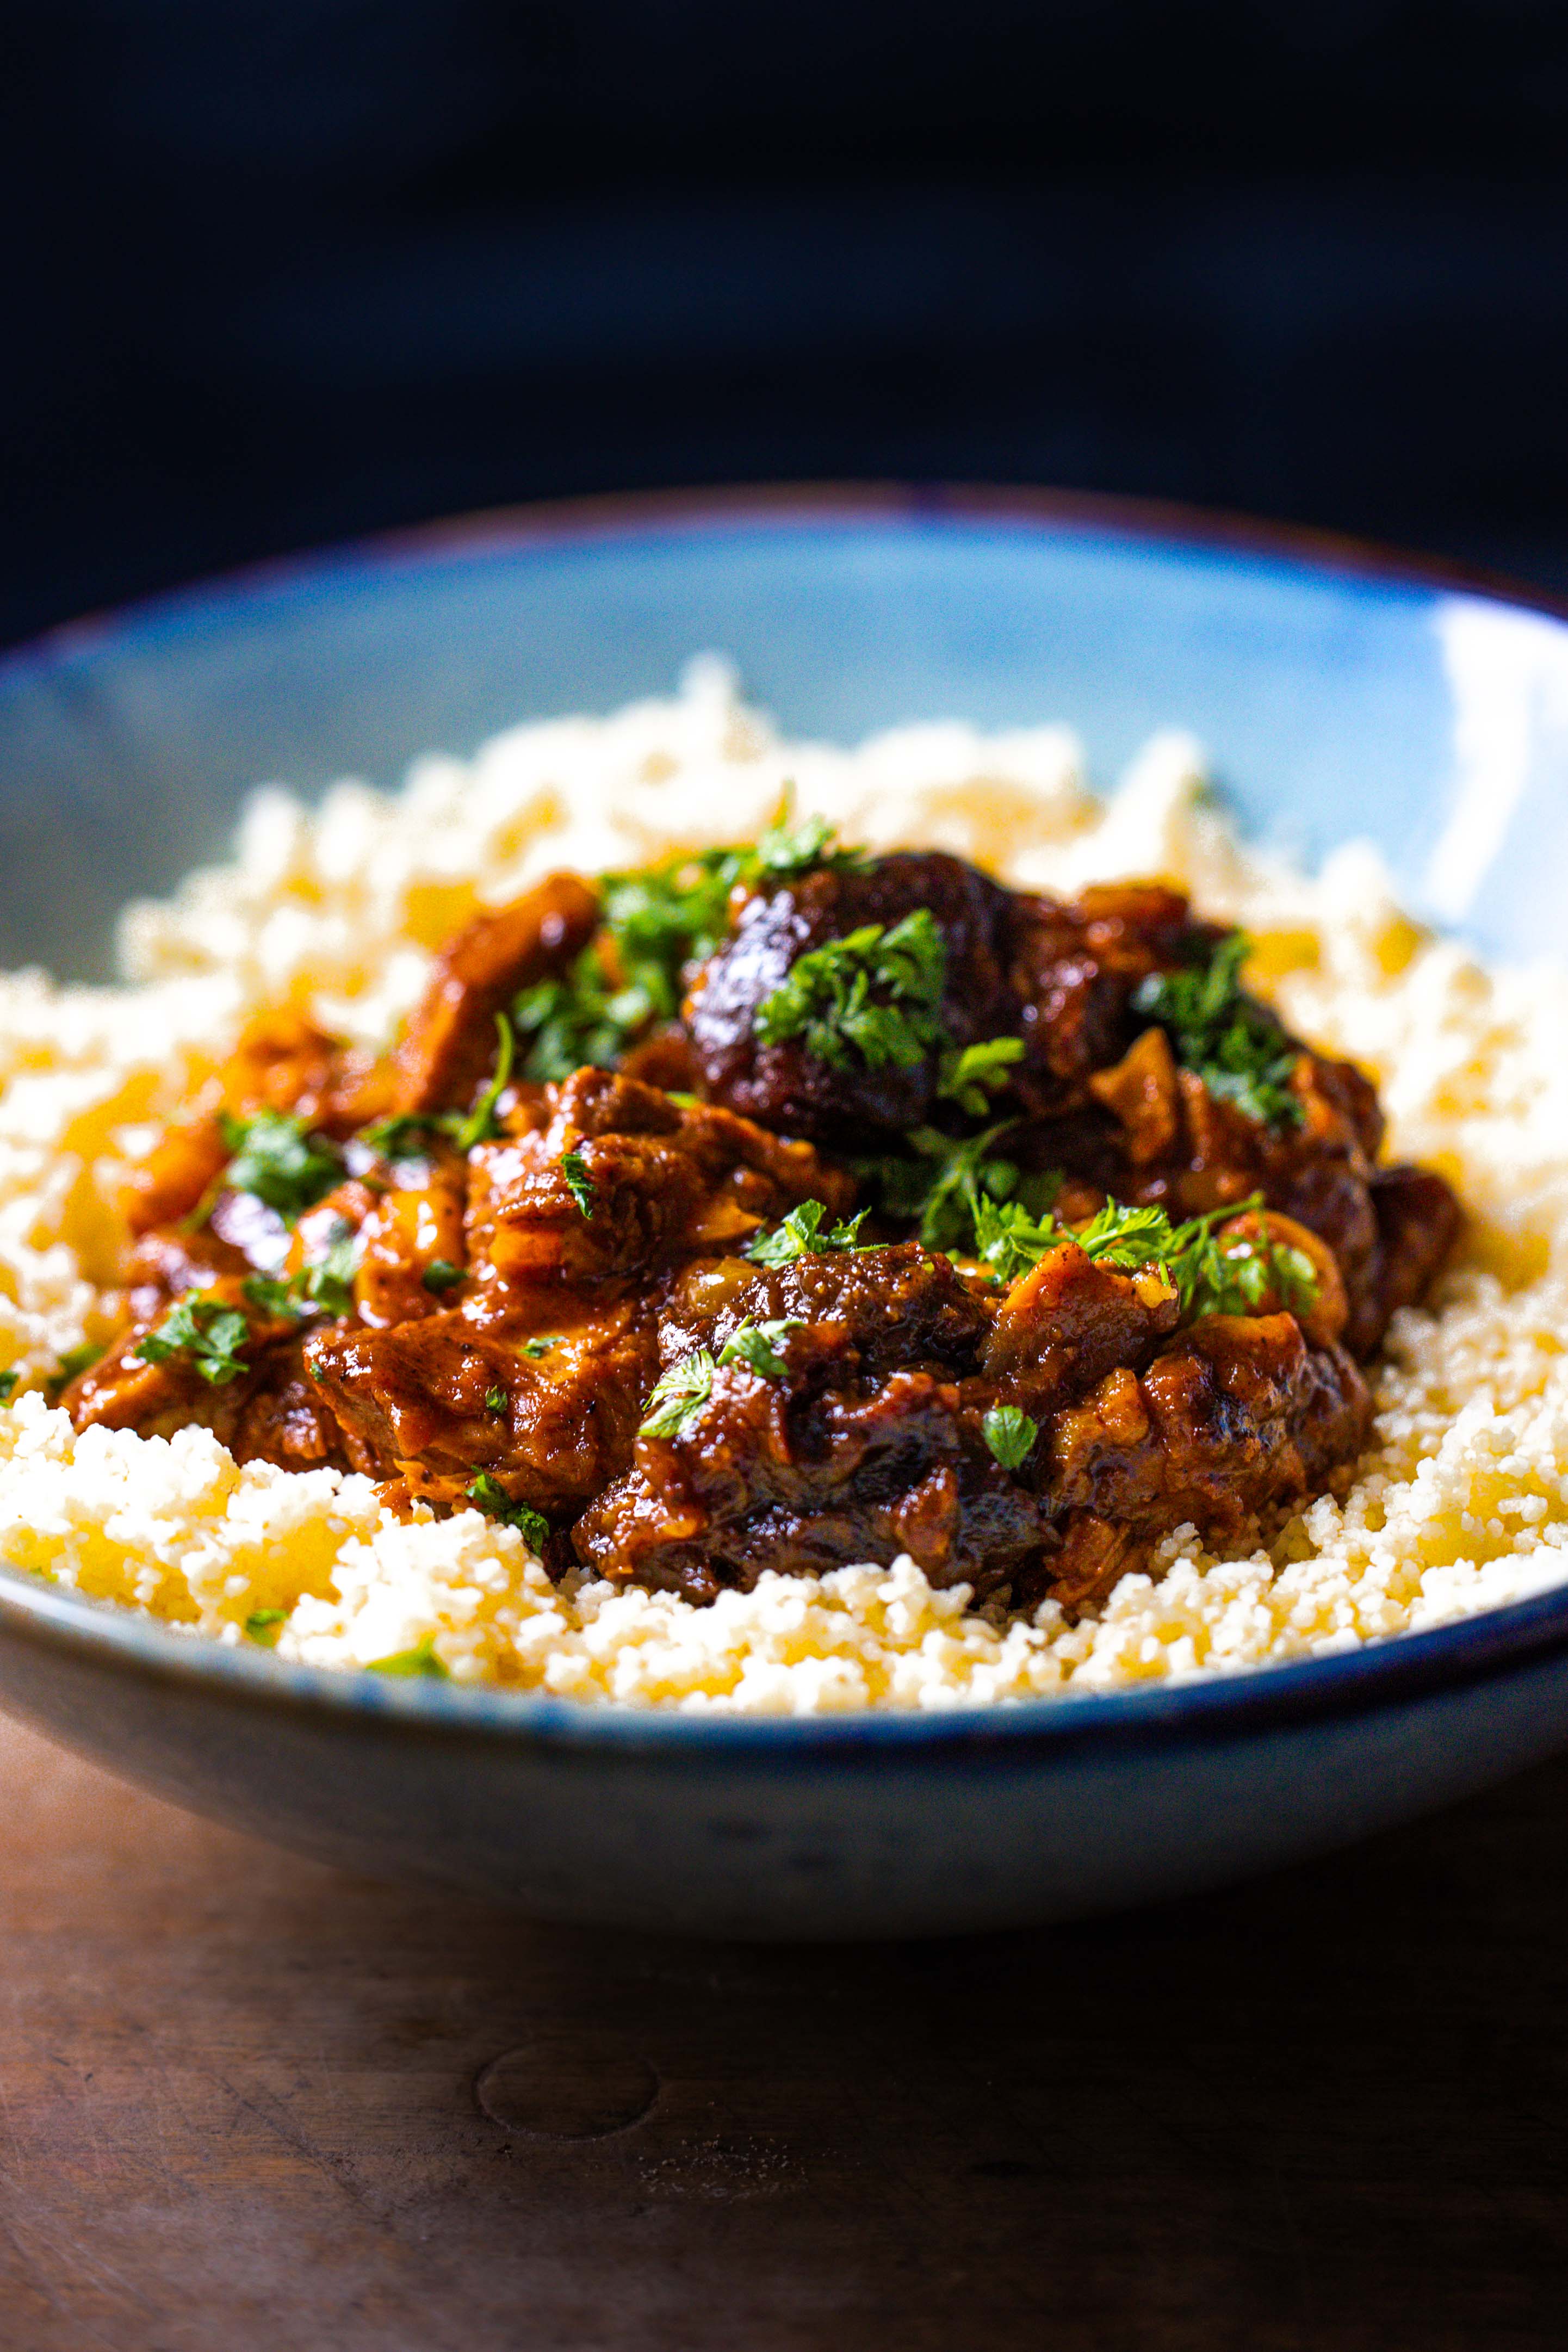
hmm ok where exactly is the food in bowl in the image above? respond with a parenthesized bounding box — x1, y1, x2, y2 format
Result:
(0, 663, 1560, 1708)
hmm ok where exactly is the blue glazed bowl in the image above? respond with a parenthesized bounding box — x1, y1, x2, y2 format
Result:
(2, 484, 1567, 1940)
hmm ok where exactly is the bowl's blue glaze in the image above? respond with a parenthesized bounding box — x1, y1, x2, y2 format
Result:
(2, 484, 1567, 1937)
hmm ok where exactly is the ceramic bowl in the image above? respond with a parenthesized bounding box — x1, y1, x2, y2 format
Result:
(2, 485, 1567, 1940)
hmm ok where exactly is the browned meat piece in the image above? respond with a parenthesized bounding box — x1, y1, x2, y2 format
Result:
(685, 851, 1018, 1140)
(1348, 1163, 1465, 1358)
(572, 1237, 1372, 1610)
(391, 872, 599, 1116)
(572, 1241, 1026, 1601)
(1033, 1044, 1456, 1356)
(464, 1067, 854, 1301)
(1045, 1314, 1371, 1610)
(1006, 882, 1220, 1108)
(305, 1297, 655, 1507)
(65, 1271, 303, 1443)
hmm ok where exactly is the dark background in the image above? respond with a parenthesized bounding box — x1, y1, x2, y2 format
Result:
(9, 0, 1568, 649)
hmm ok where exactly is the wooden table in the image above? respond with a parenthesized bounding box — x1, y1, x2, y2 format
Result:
(2, 1709, 1565, 2352)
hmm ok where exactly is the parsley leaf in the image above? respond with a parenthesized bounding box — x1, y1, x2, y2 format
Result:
(519, 1335, 560, 1359)
(970, 1185, 1322, 1326)
(484, 1385, 507, 1414)
(134, 1295, 251, 1386)
(560, 1149, 596, 1218)
(298, 1226, 359, 1315)
(718, 1317, 803, 1379)
(511, 825, 862, 1084)
(745, 1199, 870, 1266)
(859, 1122, 1057, 1254)
(466, 1472, 550, 1549)
(421, 1258, 466, 1295)
(47, 1341, 104, 1400)
(937, 1035, 1025, 1117)
(754, 813, 862, 878)
(982, 1404, 1038, 1470)
(1132, 933, 1304, 1129)
(639, 1349, 716, 1440)
(447, 1011, 516, 1151)
(241, 1273, 302, 1321)
(0, 1370, 17, 1403)
(219, 1110, 343, 1221)
(754, 909, 948, 1072)
(366, 1632, 450, 1679)
(244, 1607, 288, 1647)
(358, 1113, 442, 1167)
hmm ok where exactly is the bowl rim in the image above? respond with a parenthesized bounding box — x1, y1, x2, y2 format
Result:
(4, 476, 1567, 1755)
(11, 478, 1568, 677)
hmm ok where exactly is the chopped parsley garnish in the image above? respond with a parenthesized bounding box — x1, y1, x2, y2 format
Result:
(641, 1317, 802, 1438)
(560, 1149, 596, 1218)
(422, 1258, 466, 1295)
(219, 1110, 343, 1221)
(519, 1335, 560, 1359)
(358, 1113, 441, 1167)
(298, 1227, 359, 1315)
(366, 1632, 450, 1679)
(937, 1035, 1025, 1117)
(484, 1385, 508, 1414)
(639, 1350, 716, 1440)
(241, 1231, 360, 1323)
(241, 1274, 301, 1321)
(448, 1012, 516, 1151)
(0, 1370, 17, 1403)
(753, 813, 863, 880)
(512, 821, 863, 1082)
(745, 1199, 870, 1266)
(860, 1122, 1058, 1254)
(982, 1404, 1038, 1471)
(1132, 933, 1304, 1129)
(971, 1189, 1321, 1325)
(466, 1473, 550, 1549)
(755, 909, 947, 1072)
(47, 1341, 105, 1399)
(244, 1607, 288, 1647)
(718, 1317, 804, 1379)
(134, 1295, 251, 1386)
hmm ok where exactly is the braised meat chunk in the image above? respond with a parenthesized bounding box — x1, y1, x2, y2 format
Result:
(65, 824, 1456, 1626)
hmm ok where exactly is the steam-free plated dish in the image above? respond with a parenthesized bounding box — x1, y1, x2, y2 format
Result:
(0, 659, 1563, 1711)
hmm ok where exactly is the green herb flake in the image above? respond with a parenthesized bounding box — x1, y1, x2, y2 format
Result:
(858, 1122, 1058, 1255)
(421, 1258, 466, 1295)
(753, 813, 862, 878)
(484, 1384, 508, 1415)
(519, 1335, 560, 1360)
(366, 1631, 450, 1679)
(47, 1341, 106, 1398)
(447, 1011, 516, 1151)
(982, 1404, 1039, 1471)
(241, 1274, 302, 1321)
(0, 1370, 17, 1403)
(133, 1297, 250, 1387)
(1132, 933, 1304, 1130)
(466, 1473, 550, 1550)
(244, 1607, 288, 1648)
(219, 1109, 343, 1221)
(745, 1199, 870, 1266)
(754, 908, 948, 1073)
(299, 1226, 359, 1315)
(718, 1317, 804, 1380)
(358, 1113, 441, 1168)
(639, 1348, 716, 1441)
(937, 1035, 1026, 1117)
(560, 1149, 596, 1218)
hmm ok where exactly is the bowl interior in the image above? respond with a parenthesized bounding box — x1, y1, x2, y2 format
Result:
(4, 489, 1568, 982)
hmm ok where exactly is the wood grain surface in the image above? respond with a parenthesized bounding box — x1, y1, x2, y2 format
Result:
(2, 1709, 1565, 2352)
